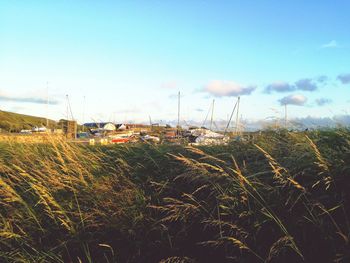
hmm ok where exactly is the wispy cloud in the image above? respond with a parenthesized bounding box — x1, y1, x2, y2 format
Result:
(321, 40, 338, 49)
(315, 98, 332, 106)
(279, 94, 307, 106)
(337, 73, 350, 84)
(295, 78, 318, 91)
(203, 80, 256, 97)
(0, 94, 59, 105)
(265, 81, 295, 93)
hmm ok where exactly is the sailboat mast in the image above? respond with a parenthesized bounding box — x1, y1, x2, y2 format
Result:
(177, 91, 180, 128)
(210, 99, 215, 130)
(66, 95, 74, 120)
(235, 96, 240, 134)
(223, 97, 239, 136)
(284, 104, 287, 129)
(66, 95, 69, 121)
(82, 96, 86, 132)
(46, 81, 49, 128)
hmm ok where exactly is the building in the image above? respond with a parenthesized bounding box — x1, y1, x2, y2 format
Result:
(83, 122, 116, 132)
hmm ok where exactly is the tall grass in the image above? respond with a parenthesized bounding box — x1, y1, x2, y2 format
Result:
(0, 129, 349, 262)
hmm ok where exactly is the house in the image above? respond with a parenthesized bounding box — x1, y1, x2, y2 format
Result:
(83, 122, 116, 132)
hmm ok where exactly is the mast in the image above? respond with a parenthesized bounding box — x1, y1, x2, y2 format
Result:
(149, 115, 153, 131)
(202, 100, 212, 128)
(66, 95, 69, 121)
(46, 81, 49, 128)
(82, 96, 86, 132)
(235, 96, 240, 134)
(210, 99, 215, 131)
(223, 97, 239, 136)
(66, 95, 76, 139)
(284, 104, 287, 129)
(66, 95, 74, 120)
(177, 91, 180, 129)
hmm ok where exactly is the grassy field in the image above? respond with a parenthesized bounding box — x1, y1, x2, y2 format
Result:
(0, 129, 349, 262)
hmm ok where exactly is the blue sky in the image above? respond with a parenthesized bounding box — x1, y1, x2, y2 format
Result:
(1, 1, 349, 127)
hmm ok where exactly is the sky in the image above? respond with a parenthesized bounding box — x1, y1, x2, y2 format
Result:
(1, 1, 350, 128)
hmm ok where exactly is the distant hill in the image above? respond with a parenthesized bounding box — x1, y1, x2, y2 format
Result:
(0, 110, 58, 132)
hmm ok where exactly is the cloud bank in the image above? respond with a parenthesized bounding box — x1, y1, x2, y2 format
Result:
(203, 80, 256, 97)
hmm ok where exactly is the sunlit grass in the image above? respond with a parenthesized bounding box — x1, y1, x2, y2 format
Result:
(0, 129, 349, 262)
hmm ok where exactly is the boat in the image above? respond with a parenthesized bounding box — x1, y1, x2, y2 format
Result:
(108, 131, 133, 144)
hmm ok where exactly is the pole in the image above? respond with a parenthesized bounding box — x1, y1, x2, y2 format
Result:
(285, 104, 287, 129)
(46, 81, 49, 129)
(223, 97, 239, 136)
(202, 101, 212, 128)
(210, 99, 215, 131)
(67, 95, 74, 120)
(235, 96, 240, 134)
(82, 96, 86, 132)
(177, 91, 180, 129)
(149, 115, 153, 131)
(66, 95, 69, 121)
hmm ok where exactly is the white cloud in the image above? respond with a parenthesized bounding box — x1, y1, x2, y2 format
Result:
(321, 40, 338, 49)
(279, 94, 307, 106)
(203, 80, 256, 97)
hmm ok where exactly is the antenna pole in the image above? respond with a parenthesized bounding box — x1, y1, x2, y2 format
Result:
(210, 99, 215, 130)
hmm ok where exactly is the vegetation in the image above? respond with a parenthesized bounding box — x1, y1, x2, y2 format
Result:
(0, 110, 58, 132)
(0, 129, 349, 262)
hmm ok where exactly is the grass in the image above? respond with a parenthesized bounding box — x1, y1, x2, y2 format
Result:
(0, 129, 349, 262)
(0, 110, 59, 132)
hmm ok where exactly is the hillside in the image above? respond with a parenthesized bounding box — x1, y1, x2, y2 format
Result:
(0, 110, 57, 132)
